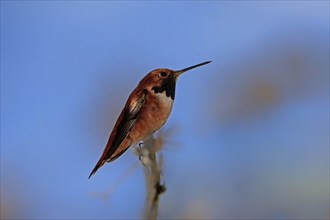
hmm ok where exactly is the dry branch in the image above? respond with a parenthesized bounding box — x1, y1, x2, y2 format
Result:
(138, 135, 166, 220)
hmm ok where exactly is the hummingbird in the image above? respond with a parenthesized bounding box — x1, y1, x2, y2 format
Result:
(89, 61, 211, 178)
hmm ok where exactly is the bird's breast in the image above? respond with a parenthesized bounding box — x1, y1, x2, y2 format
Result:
(127, 90, 174, 143)
(147, 91, 173, 129)
(152, 90, 174, 112)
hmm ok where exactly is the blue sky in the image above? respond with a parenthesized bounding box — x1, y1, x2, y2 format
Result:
(1, 1, 329, 219)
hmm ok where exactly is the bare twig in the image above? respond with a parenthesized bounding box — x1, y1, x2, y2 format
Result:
(139, 135, 166, 220)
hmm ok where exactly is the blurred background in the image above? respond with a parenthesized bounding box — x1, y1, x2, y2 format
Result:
(1, 1, 329, 219)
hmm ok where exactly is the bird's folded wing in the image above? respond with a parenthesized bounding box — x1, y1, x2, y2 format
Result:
(104, 89, 148, 159)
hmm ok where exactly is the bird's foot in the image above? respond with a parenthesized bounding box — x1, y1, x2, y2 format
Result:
(138, 141, 144, 148)
(139, 148, 150, 166)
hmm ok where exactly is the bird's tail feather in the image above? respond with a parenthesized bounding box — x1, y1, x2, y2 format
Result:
(88, 159, 105, 179)
(88, 146, 130, 179)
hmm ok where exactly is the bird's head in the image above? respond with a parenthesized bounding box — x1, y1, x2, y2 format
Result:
(139, 61, 211, 99)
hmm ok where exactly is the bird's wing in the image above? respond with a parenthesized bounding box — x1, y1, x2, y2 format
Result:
(105, 89, 147, 159)
(89, 89, 148, 178)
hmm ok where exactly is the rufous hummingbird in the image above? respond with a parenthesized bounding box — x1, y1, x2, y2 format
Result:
(89, 61, 211, 178)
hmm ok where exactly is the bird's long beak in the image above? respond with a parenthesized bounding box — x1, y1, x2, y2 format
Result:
(174, 61, 211, 77)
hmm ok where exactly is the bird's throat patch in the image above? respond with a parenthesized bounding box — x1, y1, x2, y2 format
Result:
(151, 75, 176, 100)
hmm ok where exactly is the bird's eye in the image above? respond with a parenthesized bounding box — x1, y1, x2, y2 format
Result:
(159, 72, 168, 77)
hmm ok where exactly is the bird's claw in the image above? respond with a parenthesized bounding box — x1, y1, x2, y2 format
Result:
(138, 148, 151, 166)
